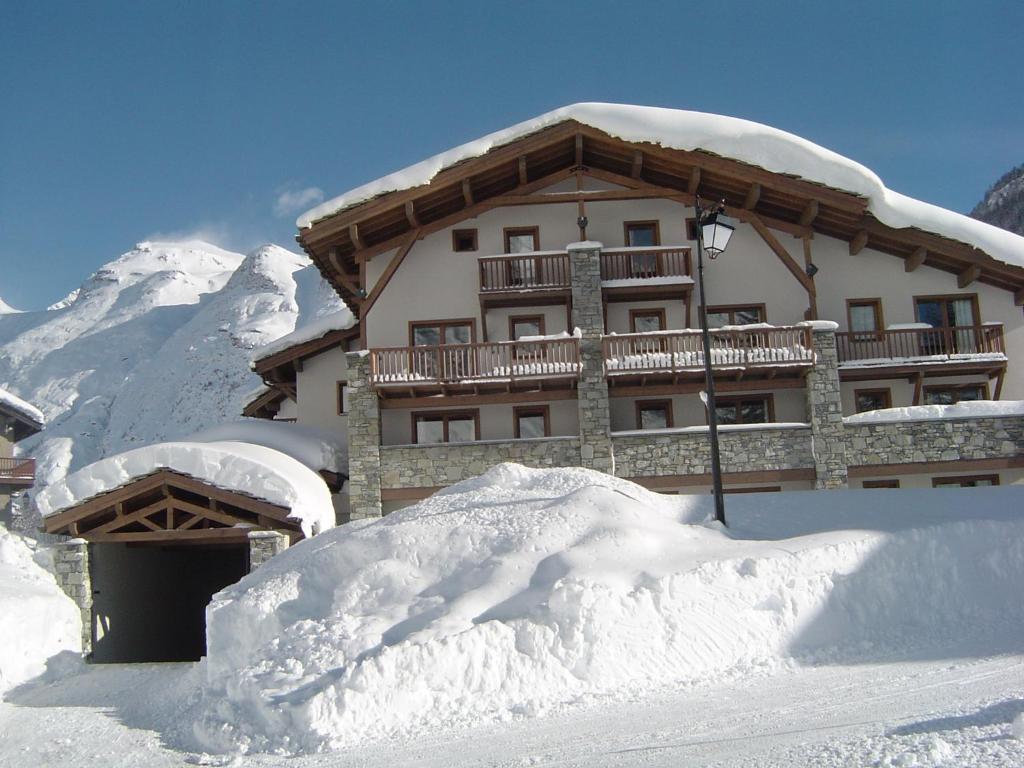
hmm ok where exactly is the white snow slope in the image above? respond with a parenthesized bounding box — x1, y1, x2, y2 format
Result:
(0, 240, 350, 528)
(195, 464, 1024, 755)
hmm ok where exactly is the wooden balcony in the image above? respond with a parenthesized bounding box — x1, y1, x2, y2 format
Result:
(370, 338, 582, 397)
(603, 326, 815, 387)
(478, 252, 572, 308)
(836, 324, 1007, 381)
(0, 457, 35, 488)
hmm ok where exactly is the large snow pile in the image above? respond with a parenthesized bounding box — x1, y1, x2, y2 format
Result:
(35, 441, 335, 538)
(195, 465, 1024, 754)
(189, 419, 348, 474)
(253, 307, 354, 362)
(0, 528, 80, 695)
(298, 103, 1024, 270)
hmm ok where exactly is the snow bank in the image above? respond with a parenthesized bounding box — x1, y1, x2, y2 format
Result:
(195, 465, 1024, 754)
(35, 441, 335, 537)
(297, 103, 1024, 270)
(844, 400, 1024, 424)
(253, 308, 355, 363)
(0, 528, 80, 695)
(0, 386, 45, 429)
(189, 420, 347, 474)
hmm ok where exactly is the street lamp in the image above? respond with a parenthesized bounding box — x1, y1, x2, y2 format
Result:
(694, 199, 735, 525)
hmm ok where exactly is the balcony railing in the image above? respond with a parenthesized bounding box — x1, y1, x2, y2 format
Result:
(0, 457, 35, 486)
(836, 324, 1005, 365)
(604, 326, 815, 375)
(479, 252, 571, 292)
(370, 338, 581, 386)
(600, 246, 692, 282)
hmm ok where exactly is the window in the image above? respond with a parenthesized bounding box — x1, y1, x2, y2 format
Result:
(410, 320, 474, 347)
(629, 309, 666, 333)
(713, 395, 774, 425)
(636, 400, 673, 430)
(705, 304, 766, 328)
(914, 294, 980, 354)
(847, 299, 884, 340)
(452, 229, 478, 252)
(410, 320, 475, 379)
(514, 406, 550, 439)
(503, 227, 541, 286)
(863, 479, 900, 489)
(932, 475, 999, 488)
(685, 218, 699, 241)
(854, 388, 891, 413)
(412, 411, 480, 444)
(509, 315, 545, 340)
(337, 381, 350, 414)
(923, 383, 987, 405)
(624, 221, 660, 276)
(504, 226, 539, 253)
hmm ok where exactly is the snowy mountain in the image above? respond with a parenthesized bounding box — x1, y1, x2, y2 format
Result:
(0, 240, 349, 526)
(971, 163, 1024, 235)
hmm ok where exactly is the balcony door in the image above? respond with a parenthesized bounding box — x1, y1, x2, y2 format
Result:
(411, 320, 474, 380)
(915, 295, 978, 354)
(504, 227, 540, 287)
(625, 221, 660, 277)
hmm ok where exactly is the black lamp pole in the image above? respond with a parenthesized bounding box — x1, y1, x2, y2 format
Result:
(695, 199, 727, 526)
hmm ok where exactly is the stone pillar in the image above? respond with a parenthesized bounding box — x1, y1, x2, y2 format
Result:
(54, 539, 92, 656)
(568, 243, 614, 475)
(248, 530, 290, 570)
(805, 325, 848, 489)
(345, 350, 383, 520)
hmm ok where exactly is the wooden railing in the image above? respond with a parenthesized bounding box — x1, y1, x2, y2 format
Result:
(600, 246, 692, 281)
(0, 457, 35, 485)
(836, 324, 1005, 364)
(479, 252, 571, 292)
(603, 326, 814, 375)
(370, 338, 581, 386)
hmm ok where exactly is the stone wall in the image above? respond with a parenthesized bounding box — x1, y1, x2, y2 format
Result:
(806, 328, 848, 488)
(346, 351, 382, 519)
(613, 426, 815, 478)
(248, 530, 290, 570)
(381, 437, 582, 488)
(846, 416, 1024, 467)
(54, 539, 92, 655)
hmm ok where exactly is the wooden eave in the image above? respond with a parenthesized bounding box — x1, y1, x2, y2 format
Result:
(0, 407, 43, 442)
(297, 121, 1024, 309)
(42, 468, 303, 544)
(252, 326, 359, 397)
(241, 388, 287, 420)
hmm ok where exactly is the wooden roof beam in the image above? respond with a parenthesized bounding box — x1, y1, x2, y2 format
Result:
(850, 230, 869, 255)
(1016, 287, 1024, 307)
(747, 214, 816, 294)
(518, 155, 528, 185)
(360, 230, 421, 320)
(905, 246, 927, 272)
(462, 178, 474, 207)
(404, 200, 419, 228)
(348, 224, 364, 251)
(687, 166, 701, 194)
(957, 264, 982, 288)
(743, 183, 761, 210)
(799, 200, 819, 226)
(631, 151, 644, 179)
(575, 134, 584, 166)
(328, 248, 363, 303)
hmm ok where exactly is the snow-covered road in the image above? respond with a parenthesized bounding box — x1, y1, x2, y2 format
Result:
(3, 651, 1022, 767)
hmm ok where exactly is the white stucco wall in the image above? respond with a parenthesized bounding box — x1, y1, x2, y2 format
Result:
(608, 389, 806, 432)
(295, 346, 350, 435)
(380, 399, 578, 446)
(853, 469, 1023, 489)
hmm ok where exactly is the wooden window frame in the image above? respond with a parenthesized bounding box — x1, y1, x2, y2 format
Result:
(408, 318, 477, 347)
(846, 298, 884, 340)
(704, 303, 768, 327)
(411, 410, 481, 444)
(723, 486, 782, 494)
(913, 293, 981, 327)
(854, 387, 892, 413)
(623, 220, 661, 247)
(862, 479, 900, 489)
(922, 382, 989, 405)
(509, 314, 546, 340)
(931, 474, 1000, 488)
(636, 399, 674, 430)
(712, 394, 776, 425)
(337, 381, 349, 415)
(503, 226, 540, 254)
(452, 228, 478, 253)
(629, 308, 667, 333)
(686, 217, 699, 241)
(513, 405, 551, 439)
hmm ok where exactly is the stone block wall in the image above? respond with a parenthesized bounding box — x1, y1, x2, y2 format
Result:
(54, 539, 92, 655)
(613, 426, 815, 478)
(346, 351, 383, 520)
(846, 416, 1024, 467)
(248, 530, 290, 570)
(806, 328, 848, 488)
(381, 437, 582, 489)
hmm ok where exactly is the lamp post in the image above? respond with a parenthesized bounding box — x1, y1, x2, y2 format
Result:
(694, 199, 735, 526)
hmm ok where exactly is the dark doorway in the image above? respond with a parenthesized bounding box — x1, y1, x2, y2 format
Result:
(89, 543, 248, 663)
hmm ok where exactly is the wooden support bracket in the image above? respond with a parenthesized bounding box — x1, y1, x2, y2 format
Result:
(849, 230, 869, 255)
(957, 264, 982, 288)
(905, 246, 927, 272)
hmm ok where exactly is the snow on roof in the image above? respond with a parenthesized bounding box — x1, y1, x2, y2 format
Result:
(298, 103, 1024, 270)
(188, 419, 347, 475)
(35, 441, 335, 537)
(253, 308, 355, 363)
(844, 400, 1024, 425)
(0, 387, 45, 430)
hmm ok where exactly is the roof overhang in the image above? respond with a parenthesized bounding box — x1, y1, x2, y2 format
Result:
(252, 326, 359, 400)
(0, 405, 43, 442)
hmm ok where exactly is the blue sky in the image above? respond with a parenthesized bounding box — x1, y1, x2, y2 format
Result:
(2, 1, 1022, 310)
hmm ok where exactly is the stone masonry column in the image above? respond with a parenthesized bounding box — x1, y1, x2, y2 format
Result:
(345, 350, 383, 520)
(568, 243, 614, 475)
(54, 538, 92, 656)
(805, 324, 848, 489)
(248, 530, 290, 570)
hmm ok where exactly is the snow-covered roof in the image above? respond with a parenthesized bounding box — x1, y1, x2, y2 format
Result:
(253, 308, 356, 364)
(298, 103, 1024, 270)
(844, 400, 1024, 425)
(35, 441, 335, 538)
(0, 387, 45, 432)
(188, 419, 347, 475)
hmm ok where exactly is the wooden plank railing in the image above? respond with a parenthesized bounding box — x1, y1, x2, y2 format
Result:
(603, 326, 814, 375)
(835, 324, 1005, 363)
(479, 252, 571, 292)
(371, 338, 581, 385)
(0, 457, 35, 484)
(600, 246, 692, 281)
